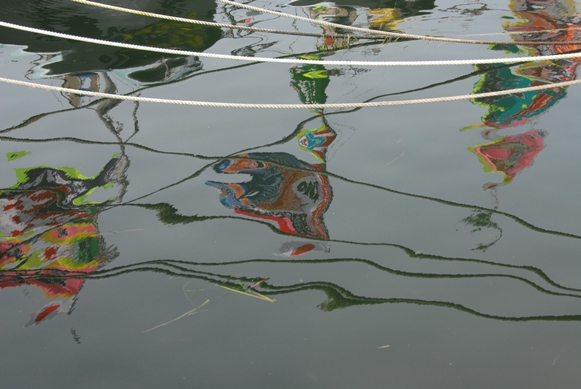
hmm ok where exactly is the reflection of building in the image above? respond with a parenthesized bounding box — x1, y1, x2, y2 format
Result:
(206, 153, 332, 240)
(0, 154, 128, 325)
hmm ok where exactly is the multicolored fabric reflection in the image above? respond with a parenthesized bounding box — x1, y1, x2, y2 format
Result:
(469, 129, 547, 186)
(290, 62, 331, 114)
(206, 153, 332, 241)
(0, 154, 128, 325)
(307, 4, 358, 50)
(297, 124, 337, 162)
(464, 0, 581, 130)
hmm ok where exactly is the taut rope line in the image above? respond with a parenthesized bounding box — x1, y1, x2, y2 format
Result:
(217, 0, 581, 46)
(2, 21, 581, 66)
(1, 76, 579, 109)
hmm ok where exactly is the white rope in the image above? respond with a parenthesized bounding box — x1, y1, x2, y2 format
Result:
(1, 76, 579, 109)
(70, 0, 376, 40)
(3, 21, 581, 66)
(217, 0, 581, 46)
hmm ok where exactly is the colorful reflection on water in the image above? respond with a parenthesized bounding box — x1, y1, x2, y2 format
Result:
(1, 0, 581, 387)
(465, 0, 581, 188)
(0, 153, 127, 325)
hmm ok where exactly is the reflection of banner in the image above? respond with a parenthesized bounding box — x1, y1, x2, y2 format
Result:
(206, 153, 332, 240)
(468, 129, 547, 184)
(0, 154, 127, 325)
(290, 63, 330, 107)
(298, 124, 337, 162)
(466, 65, 567, 130)
(465, 0, 581, 130)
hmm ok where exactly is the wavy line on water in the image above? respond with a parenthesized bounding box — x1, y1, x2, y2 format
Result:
(4, 259, 581, 322)
(0, 188, 574, 296)
(265, 281, 581, 321)
(1, 134, 580, 243)
(92, 203, 581, 295)
(87, 257, 581, 298)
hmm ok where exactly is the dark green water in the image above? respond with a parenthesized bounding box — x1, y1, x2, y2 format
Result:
(1, 0, 581, 387)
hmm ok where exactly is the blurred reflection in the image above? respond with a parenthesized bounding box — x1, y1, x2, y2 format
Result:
(458, 0, 581, 250)
(0, 153, 128, 325)
(469, 129, 547, 188)
(290, 1, 435, 25)
(1, 0, 220, 88)
(464, 0, 581, 131)
(80, 258, 581, 321)
(290, 62, 331, 112)
(291, 0, 435, 50)
(206, 50, 342, 254)
(206, 152, 332, 240)
(306, 3, 358, 50)
(465, 0, 580, 187)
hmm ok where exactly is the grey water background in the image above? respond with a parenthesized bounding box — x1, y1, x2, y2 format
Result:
(1, 0, 581, 387)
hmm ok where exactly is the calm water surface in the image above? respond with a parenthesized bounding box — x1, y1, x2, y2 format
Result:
(1, 0, 581, 387)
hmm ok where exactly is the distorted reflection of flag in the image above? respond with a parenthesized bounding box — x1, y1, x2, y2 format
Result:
(0, 154, 128, 325)
(464, 0, 581, 131)
(469, 129, 547, 185)
(298, 124, 337, 162)
(464, 0, 579, 186)
(290, 62, 331, 113)
(206, 153, 332, 240)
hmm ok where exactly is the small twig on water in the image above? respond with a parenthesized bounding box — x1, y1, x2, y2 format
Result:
(143, 299, 210, 333)
(247, 277, 270, 290)
(102, 228, 144, 235)
(216, 284, 275, 303)
(387, 151, 405, 166)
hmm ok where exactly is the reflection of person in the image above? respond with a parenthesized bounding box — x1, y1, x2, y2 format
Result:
(206, 153, 332, 240)
(0, 154, 128, 325)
